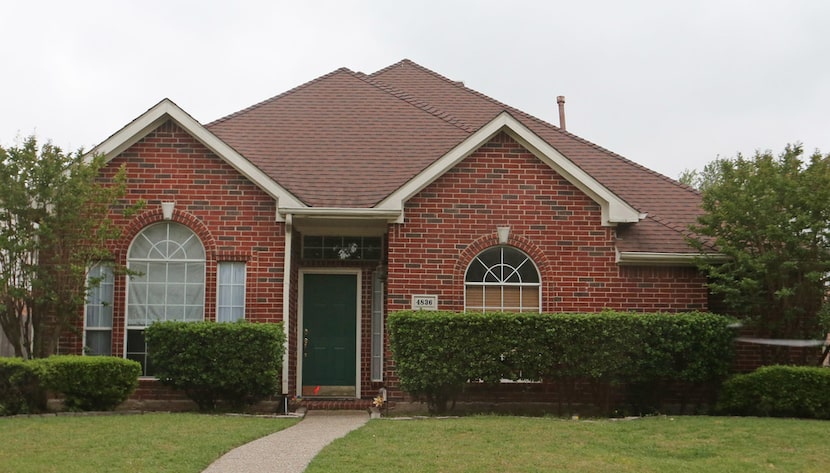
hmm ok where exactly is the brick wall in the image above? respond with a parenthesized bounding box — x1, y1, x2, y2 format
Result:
(387, 132, 707, 313)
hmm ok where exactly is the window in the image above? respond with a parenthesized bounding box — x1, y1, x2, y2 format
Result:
(217, 262, 245, 322)
(302, 235, 382, 261)
(84, 263, 113, 356)
(126, 222, 205, 375)
(371, 268, 384, 381)
(465, 246, 540, 312)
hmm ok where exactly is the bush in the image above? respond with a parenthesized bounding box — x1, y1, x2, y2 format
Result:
(145, 321, 285, 411)
(718, 365, 830, 419)
(35, 356, 141, 411)
(0, 357, 44, 415)
(388, 310, 736, 413)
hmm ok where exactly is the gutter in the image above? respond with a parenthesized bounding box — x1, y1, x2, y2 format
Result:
(616, 251, 726, 266)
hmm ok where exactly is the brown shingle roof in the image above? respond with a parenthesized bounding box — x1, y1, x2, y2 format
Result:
(207, 59, 702, 253)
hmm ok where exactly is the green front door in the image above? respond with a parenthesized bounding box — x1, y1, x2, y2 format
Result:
(302, 273, 357, 397)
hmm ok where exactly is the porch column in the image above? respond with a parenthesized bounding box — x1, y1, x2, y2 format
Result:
(281, 213, 293, 394)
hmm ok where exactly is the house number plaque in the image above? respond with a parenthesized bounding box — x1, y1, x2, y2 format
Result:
(411, 295, 438, 311)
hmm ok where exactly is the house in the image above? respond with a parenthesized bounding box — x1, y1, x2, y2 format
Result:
(60, 59, 708, 403)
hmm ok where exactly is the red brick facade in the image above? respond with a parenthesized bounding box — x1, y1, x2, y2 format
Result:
(387, 133, 706, 314)
(62, 124, 710, 404)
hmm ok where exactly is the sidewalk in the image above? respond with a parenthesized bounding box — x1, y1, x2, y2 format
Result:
(202, 410, 370, 473)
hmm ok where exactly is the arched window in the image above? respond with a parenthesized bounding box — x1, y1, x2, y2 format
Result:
(126, 222, 205, 375)
(465, 246, 540, 312)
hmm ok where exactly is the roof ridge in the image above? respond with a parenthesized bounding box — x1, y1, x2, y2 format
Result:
(205, 67, 354, 127)
(361, 74, 475, 133)
(650, 213, 716, 252)
(648, 214, 698, 240)
(371, 60, 699, 199)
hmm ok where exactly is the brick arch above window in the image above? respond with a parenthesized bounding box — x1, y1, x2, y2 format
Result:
(455, 232, 550, 313)
(114, 207, 217, 263)
(454, 232, 550, 284)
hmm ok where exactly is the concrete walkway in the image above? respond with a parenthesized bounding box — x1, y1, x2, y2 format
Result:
(202, 410, 370, 473)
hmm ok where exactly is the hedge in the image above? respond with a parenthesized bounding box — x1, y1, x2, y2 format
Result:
(717, 365, 830, 419)
(388, 310, 736, 413)
(145, 321, 285, 411)
(34, 356, 141, 411)
(0, 358, 43, 415)
(1, 356, 140, 415)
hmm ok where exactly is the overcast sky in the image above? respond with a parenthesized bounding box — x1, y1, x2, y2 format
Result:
(2, 0, 828, 180)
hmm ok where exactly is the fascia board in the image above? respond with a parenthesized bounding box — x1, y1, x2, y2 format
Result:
(616, 251, 726, 266)
(501, 118, 640, 225)
(88, 99, 306, 216)
(376, 112, 641, 226)
(375, 114, 508, 218)
(280, 207, 401, 220)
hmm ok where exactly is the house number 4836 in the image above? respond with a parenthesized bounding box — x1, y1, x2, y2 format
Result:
(412, 295, 438, 310)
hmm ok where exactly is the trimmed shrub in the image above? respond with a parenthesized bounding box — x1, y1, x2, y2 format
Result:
(145, 321, 285, 411)
(0, 357, 44, 415)
(35, 356, 141, 411)
(718, 365, 830, 419)
(388, 310, 736, 413)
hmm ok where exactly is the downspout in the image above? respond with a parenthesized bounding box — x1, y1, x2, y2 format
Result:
(281, 213, 293, 395)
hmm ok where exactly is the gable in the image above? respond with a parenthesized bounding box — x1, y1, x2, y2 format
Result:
(90, 99, 304, 217)
(378, 112, 641, 226)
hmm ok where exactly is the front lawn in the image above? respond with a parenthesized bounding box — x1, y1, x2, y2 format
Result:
(306, 415, 830, 472)
(0, 413, 298, 473)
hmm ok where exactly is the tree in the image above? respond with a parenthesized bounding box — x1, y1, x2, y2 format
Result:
(678, 157, 727, 192)
(689, 144, 830, 363)
(0, 136, 129, 359)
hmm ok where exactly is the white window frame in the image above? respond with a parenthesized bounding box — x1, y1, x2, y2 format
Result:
(125, 222, 206, 376)
(370, 269, 384, 381)
(217, 261, 246, 322)
(464, 246, 541, 313)
(84, 263, 114, 356)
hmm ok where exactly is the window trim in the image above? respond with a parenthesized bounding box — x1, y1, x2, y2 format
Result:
(464, 246, 542, 313)
(124, 222, 206, 376)
(216, 261, 246, 322)
(83, 263, 114, 356)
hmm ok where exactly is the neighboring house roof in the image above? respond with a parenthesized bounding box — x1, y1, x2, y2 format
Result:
(94, 59, 704, 258)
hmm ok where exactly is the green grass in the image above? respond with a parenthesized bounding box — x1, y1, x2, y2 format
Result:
(0, 413, 298, 473)
(306, 416, 830, 473)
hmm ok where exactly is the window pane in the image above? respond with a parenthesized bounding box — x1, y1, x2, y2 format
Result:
(85, 330, 112, 356)
(190, 264, 205, 284)
(165, 305, 184, 321)
(465, 259, 487, 283)
(126, 329, 149, 375)
(85, 263, 114, 352)
(217, 262, 245, 322)
(465, 286, 485, 311)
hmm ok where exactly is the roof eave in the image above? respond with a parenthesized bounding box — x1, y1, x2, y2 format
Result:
(616, 251, 727, 266)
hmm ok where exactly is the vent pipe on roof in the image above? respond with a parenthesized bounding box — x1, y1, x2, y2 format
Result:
(556, 95, 567, 131)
